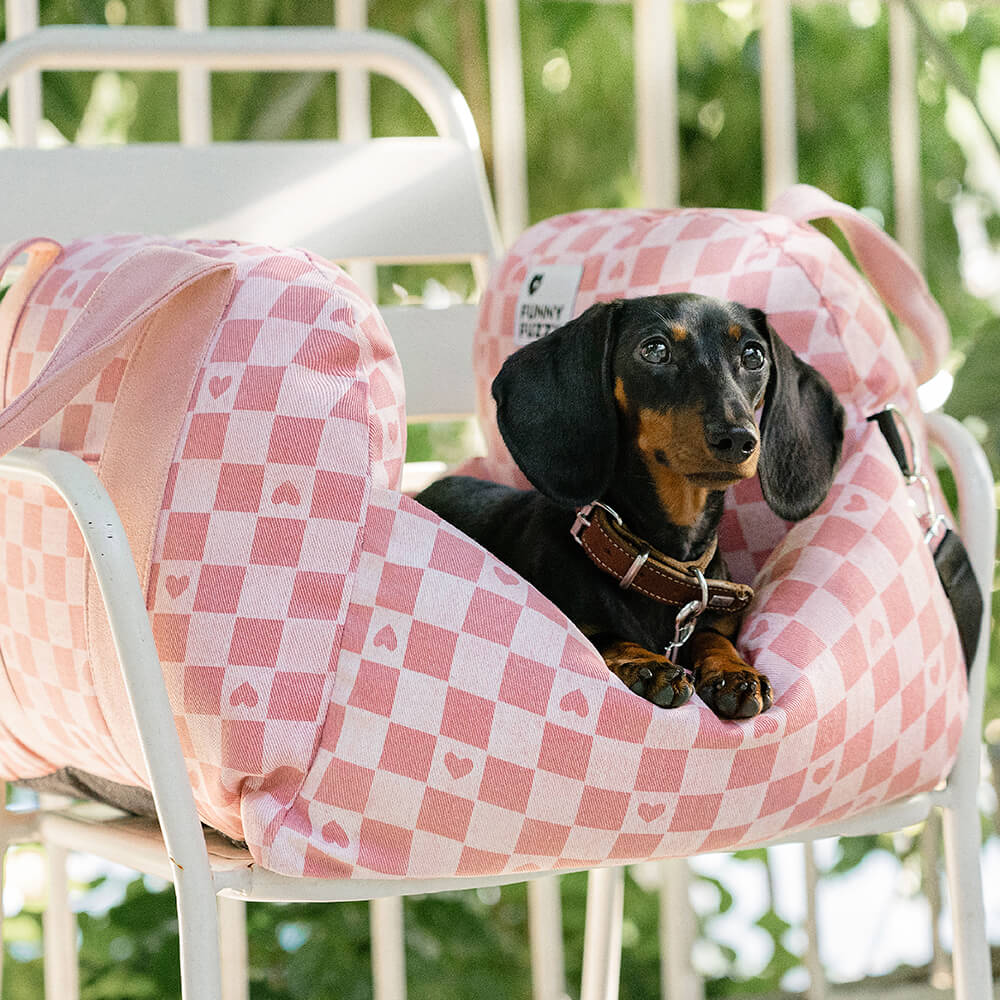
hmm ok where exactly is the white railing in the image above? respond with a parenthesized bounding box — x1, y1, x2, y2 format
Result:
(3, 0, 932, 264)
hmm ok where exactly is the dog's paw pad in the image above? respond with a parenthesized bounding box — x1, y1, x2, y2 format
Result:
(624, 662, 693, 709)
(696, 666, 772, 719)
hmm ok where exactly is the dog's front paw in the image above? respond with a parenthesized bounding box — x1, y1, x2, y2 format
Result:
(690, 629, 772, 719)
(600, 641, 694, 709)
(695, 660, 772, 719)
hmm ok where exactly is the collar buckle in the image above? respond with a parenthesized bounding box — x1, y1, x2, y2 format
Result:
(570, 500, 622, 545)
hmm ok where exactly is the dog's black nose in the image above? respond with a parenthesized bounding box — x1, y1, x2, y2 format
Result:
(706, 424, 758, 464)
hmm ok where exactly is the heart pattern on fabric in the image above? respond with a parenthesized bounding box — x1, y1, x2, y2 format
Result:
(230, 682, 259, 708)
(444, 751, 473, 780)
(208, 375, 232, 399)
(638, 802, 666, 823)
(493, 565, 520, 586)
(559, 689, 589, 718)
(322, 820, 350, 848)
(812, 761, 834, 783)
(271, 482, 301, 506)
(845, 494, 868, 512)
(373, 626, 398, 651)
(165, 575, 189, 598)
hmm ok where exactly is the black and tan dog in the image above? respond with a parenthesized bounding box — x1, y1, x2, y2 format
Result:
(417, 293, 844, 719)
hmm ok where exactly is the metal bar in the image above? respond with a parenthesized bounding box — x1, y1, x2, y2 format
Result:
(925, 411, 996, 999)
(527, 876, 567, 1000)
(925, 412, 995, 797)
(941, 795, 992, 999)
(658, 859, 704, 1000)
(486, 0, 529, 244)
(0, 447, 224, 1000)
(920, 810, 949, 988)
(43, 843, 80, 1000)
(0, 812, 5, 999)
(370, 896, 407, 1000)
(335, 0, 371, 140)
(802, 843, 826, 1000)
(175, 0, 212, 145)
(760, 0, 798, 206)
(888, 0, 923, 267)
(0, 26, 481, 149)
(4, 0, 41, 146)
(580, 867, 624, 1000)
(634, 0, 680, 207)
(218, 897, 249, 1000)
(335, 0, 378, 296)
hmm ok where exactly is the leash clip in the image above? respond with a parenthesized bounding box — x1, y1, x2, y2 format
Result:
(665, 568, 709, 660)
(868, 404, 947, 545)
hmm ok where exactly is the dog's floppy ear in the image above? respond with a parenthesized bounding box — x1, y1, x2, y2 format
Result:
(752, 309, 845, 521)
(492, 301, 620, 507)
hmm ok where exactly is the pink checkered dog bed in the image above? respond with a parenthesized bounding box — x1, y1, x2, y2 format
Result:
(0, 185, 966, 879)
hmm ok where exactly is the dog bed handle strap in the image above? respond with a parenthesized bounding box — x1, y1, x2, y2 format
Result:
(0, 245, 235, 459)
(769, 183, 948, 386)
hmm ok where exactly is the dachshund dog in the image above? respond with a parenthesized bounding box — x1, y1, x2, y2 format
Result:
(417, 294, 844, 719)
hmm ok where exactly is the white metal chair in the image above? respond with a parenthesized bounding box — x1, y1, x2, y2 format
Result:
(0, 21, 995, 1000)
(0, 24, 614, 1000)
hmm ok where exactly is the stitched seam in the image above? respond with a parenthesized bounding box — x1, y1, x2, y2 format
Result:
(582, 530, 699, 605)
(584, 523, 750, 608)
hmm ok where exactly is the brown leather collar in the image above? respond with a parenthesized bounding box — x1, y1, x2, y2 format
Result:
(570, 502, 754, 613)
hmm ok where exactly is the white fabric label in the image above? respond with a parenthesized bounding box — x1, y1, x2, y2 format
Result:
(513, 264, 584, 346)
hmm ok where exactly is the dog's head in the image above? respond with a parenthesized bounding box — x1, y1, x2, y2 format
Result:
(492, 293, 845, 523)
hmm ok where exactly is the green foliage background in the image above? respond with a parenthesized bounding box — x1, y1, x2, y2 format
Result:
(2, 1, 999, 997)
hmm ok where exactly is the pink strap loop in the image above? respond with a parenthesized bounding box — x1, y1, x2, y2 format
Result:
(0, 244, 236, 457)
(0, 237, 62, 278)
(769, 184, 948, 385)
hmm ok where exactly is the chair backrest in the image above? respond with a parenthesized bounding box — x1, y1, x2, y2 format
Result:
(0, 25, 503, 420)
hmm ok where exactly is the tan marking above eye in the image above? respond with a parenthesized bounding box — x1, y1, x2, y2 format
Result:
(729, 324, 742, 339)
(614, 376, 628, 411)
(670, 324, 688, 341)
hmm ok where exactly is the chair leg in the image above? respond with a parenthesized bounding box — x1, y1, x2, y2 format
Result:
(0, 840, 6, 997)
(658, 859, 703, 1000)
(580, 867, 624, 1000)
(527, 876, 566, 1000)
(370, 896, 406, 1000)
(920, 811, 950, 988)
(43, 843, 78, 1000)
(218, 896, 249, 1000)
(801, 842, 826, 1000)
(940, 798, 993, 1000)
(173, 866, 224, 1000)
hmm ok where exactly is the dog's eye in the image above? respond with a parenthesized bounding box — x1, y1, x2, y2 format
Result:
(741, 343, 766, 371)
(639, 338, 671, 365)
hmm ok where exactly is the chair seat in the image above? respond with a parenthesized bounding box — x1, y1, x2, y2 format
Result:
(10, 800, 571, 903)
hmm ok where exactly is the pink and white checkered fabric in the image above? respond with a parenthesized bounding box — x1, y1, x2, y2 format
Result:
(0, 208, 967, 879)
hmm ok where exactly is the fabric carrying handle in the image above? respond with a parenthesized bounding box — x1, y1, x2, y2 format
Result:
(0, 243, 236, 459)
(769, 184, 949, 386)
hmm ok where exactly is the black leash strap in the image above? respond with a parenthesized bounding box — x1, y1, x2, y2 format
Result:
(867, 407, 983, 673)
